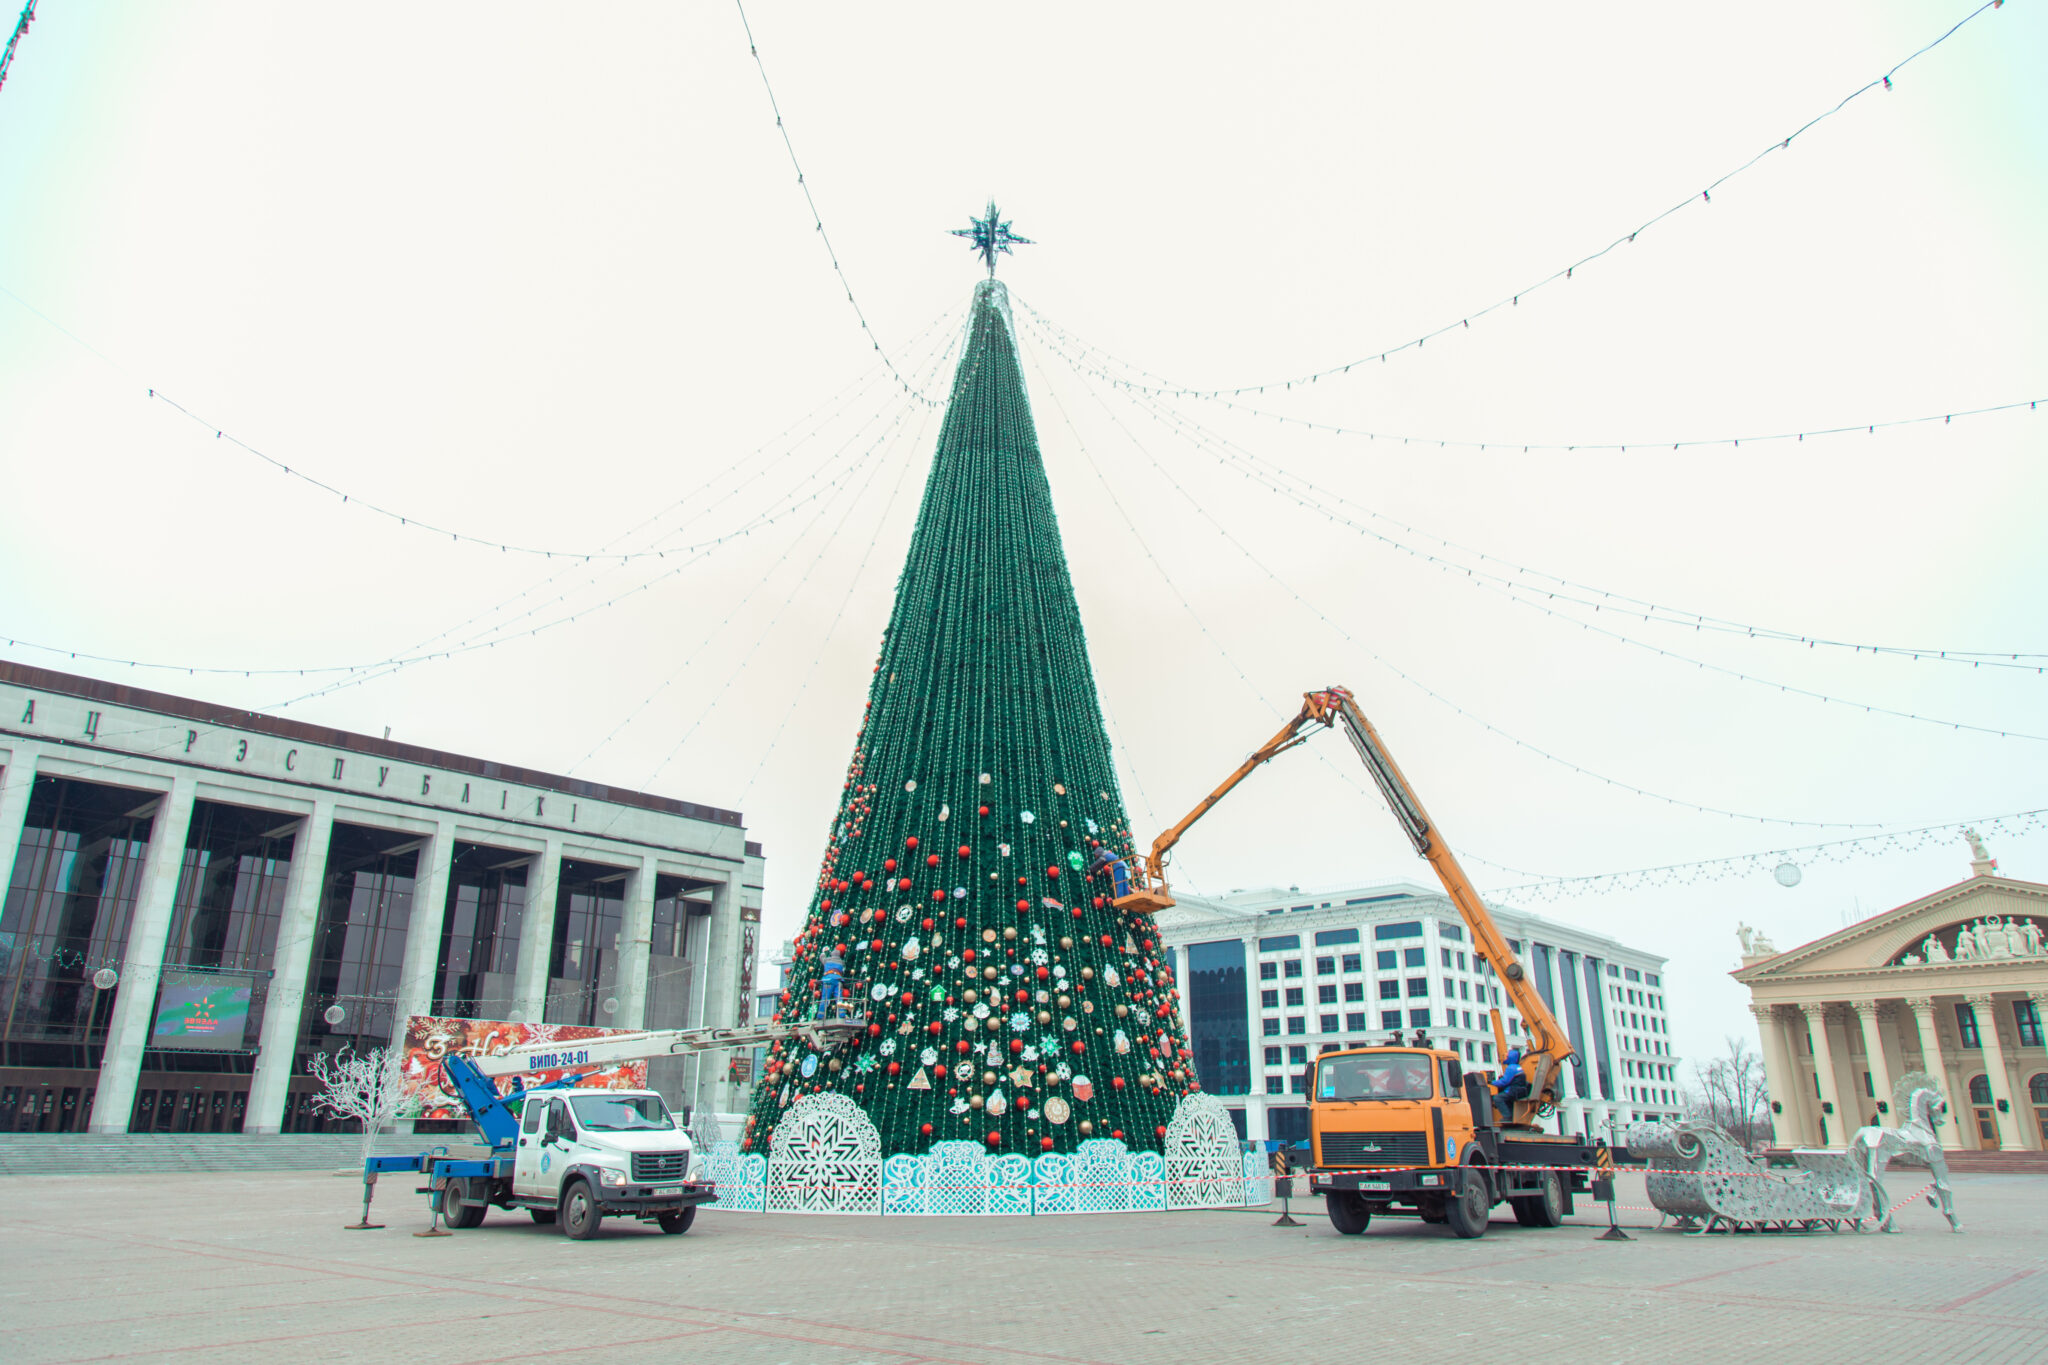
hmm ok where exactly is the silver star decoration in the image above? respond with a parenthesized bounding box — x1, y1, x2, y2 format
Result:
(951, 200, 1033, 274)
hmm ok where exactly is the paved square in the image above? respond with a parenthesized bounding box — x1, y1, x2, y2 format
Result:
(2, 1170, 2041, 1364)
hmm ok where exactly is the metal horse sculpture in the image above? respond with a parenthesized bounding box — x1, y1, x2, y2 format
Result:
(1850, 1072, 1961, 1232)
(1630, 1120, 1873, 1233)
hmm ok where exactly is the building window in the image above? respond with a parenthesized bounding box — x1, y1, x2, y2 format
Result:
(1263, 1019, 1280, 1037)
(2029, 1074, 2048, 1141)
(1320, 1014, 1339, 1032)
(1346, 1012, 1366, 1030)
(1318, 985, 1337, 1005)
(1373, 920, 1423, 941)
(1481, 1042, 1494, 1063)
(1259, 934, 1301, 953)
(1441, 948, 1454, 969)
(1316, 957, 1336, 976)
(1376, 950, 1396, 970)
(1259, 961, 1277, 981)
(1285, 987, 1304, 1007)
(1264, 1046, 1283, 1065)
(1318, 1042, 1342, 1054)
(1343, 983, 1364, 1002)
(2015, 1000, 2043, 1050)
(1291, 1074, 1309, 1094)
(1341, 954, 1362, 972)
(1314, 928, 1361, 947)
(1459, 981, 1471, 1000)
(1287, 1017, 1306, 1035)
(1288, 1045, 1308, 1064)
(1381, 1010, 1401, 1030)
(1955, 1003, 1983, 1050)
(1408, 1009, 1430, 1029)
(1968, 1074, 1993, 1106)
(1406, 977, 1428, 998)
(1403, 947, 1425, 968)
(1265, 1074, 1285, 1094)
(1261, 989, 1279, 1009)
(1283, 960, 1303, 979)
(1379, 980, 1399, 1000)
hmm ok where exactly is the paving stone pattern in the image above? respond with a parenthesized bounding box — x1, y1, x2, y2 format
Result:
(1, 1171, 2042, 1363)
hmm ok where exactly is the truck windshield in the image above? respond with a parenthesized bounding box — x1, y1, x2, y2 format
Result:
(568, 1095, 675, 1131)
(1317, 1054, 1434, 1102)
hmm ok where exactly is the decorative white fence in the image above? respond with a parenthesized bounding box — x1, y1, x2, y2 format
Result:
(705, 1092, 1273, 1216)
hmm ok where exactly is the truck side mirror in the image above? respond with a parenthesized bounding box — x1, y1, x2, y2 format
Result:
(1444, 1059, 1463, 1092)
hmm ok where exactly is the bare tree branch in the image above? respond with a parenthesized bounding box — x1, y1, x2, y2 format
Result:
(308, 1045, 407, 1166)
(1683, 1035, 1771, 1148)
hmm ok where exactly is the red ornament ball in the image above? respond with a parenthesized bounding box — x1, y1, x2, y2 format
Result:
(926, 853, 941, 868)
(1156, 1126, 1168, 1139)
(1071, 1041, 1086, 1054)
(921, 918, 935, 930)
(956, 1040, 971, 1054)
(932, 890, 946, 902)
(921, 1123, 934, 1136)
(933, 1063, 947, 1079)
(1016, 899, 1029, 912)
(1009, 1038, 1023, 1053)
(1093, 896, 1104, 909)
(963, 948, 976, 962)
(906, 837, 918, 849)
(884, 858, 897, 872)
(958, 844, 971, 858)
(954, 916, 968, 929)
(978, 805, 990, 816)
(1041, 1137, 1055, 1151)
(1112, 1076, 1126, 1090)
(1112, 1130, 1124, 1140)
(887, 1061, 901, 1075)
(928, 1021, 943, 1035)
(898, 878, 912, 891)
(986, 1132, 1002, 1147)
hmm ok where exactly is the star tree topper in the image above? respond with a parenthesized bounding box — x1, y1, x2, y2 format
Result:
(952, 200, 1033, 275)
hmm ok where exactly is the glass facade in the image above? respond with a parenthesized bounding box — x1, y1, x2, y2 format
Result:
(1185, 939, 1249, 1095)
(293, 824, 420, 1073)
(0, 777, 156, 1073)
(1555, 948, 1589, 1098)
(1581, 955, 1615, 1100)
(432, 843, 528, 1018)
(550, 860, 629, 1027)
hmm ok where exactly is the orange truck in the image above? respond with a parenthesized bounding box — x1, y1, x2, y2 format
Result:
(1119, 686, 1624, 1239)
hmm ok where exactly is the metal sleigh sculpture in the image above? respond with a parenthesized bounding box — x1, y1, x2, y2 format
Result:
(1627, 1072, 1961, 1234)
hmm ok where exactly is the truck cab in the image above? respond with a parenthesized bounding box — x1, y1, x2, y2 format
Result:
(1306, 1044, 1581, 1239)
(506, 1089, 714, 1239)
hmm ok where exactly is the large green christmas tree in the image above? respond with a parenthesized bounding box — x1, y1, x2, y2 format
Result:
(743, 277, 1198, 1157)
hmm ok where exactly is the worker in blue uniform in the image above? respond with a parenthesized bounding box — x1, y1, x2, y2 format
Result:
(818, 951, 847, 1021)
(1089, 845, 1132, 900)
(1492, 1047, 1531, 1122)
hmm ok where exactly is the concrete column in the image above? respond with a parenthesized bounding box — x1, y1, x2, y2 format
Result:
(512, 836, 564, 1021)
(244, 800, 337, 1133)
(614, 852, 659, 1028)
(1239, 935, 1262, 1091)
(0, 743, 41, 903)
(2030, 993, 2048, 1152)
(1750, 1003, 1801, 1147)
(1800, 1004, 1844, 1147)
(1852, 1001, 1895, 1129)
(88, 777, 199, 1132)
(1905, 997, 1963, 1151)
(1968, 993, 2025, 1150)
(391, 817, 460, 1032)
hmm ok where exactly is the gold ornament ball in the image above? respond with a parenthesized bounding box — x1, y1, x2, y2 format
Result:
(964, 989, 978, 1003)
(1003, 926, 1017, 941)
(1079, 1120, 1094, 1135)
(983, 1070, 998, 1086)
(1059, 936, 1073, 950)
(1081, 967, 1095, 980)
(983, 965, 999, 980)
(1115, 1004, 1128, 1017)
(1037, 1011, 1052, 1025)
(1056, 994, 1071, 1008)
(970, 1094, 984, 1109)
(828, 1058, 843, 1072)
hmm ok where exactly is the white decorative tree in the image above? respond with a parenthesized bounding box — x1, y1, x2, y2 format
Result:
(308, 1045, 407, 1166)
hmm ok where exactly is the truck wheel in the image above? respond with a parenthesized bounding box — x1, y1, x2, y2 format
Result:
(443, 1180, 487, 1229)
(561, 1181, 604, 1240)
(528, 1209, 557, 1225)
(1511, 1172, 1565, 1228)
(1325, 1192, 1371, 1236)
(1444, 1171, 1490, 1239)
(657, 1206, 697, 1235)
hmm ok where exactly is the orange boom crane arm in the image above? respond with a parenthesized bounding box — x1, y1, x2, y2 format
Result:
(1118, 686, 1575, 1121)
(1323, 689, 1574, 1115)
(1112, 689, 1350, 915)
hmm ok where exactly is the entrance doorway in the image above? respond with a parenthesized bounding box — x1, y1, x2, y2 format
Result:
(1968, 1074, 1999, 1149)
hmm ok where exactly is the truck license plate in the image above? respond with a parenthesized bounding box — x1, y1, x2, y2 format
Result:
(653, 1186, 682, 1198)
(1361, 1180, 1390, 1191)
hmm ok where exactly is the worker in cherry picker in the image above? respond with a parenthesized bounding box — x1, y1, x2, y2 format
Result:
(818, 950, 848, 1021)
(1492, 1046, 1531, 1122)
(1089, 843, 1132, 900)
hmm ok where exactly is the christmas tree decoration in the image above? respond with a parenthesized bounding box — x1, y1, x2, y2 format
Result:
(744, 272, 1197, 1159)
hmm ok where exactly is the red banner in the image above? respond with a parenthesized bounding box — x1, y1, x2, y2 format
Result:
(399, 1015, 649, 1120)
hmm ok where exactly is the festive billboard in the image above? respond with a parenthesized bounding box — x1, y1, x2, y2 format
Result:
(398, 1015, 648, 1120)
(151, 969, 256, 1051)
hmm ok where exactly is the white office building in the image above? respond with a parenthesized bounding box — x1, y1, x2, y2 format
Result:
(0, 661, 763, 1135)
(1156, 881, 1679, 1144)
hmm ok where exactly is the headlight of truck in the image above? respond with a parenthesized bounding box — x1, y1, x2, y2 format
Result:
(600, 1167, 627, 1187)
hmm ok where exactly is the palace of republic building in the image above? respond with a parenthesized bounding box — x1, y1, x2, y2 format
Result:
(0, 661, 763, 1135)
(1157, 882, 1677, 1145)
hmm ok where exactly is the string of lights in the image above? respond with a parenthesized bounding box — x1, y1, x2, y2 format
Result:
(1027, 332, 1890, 831)
(1072, 349, 2048, 676)
(1054, 339, 2048, 743)
(1491, 806, 2048, 901)
(732, 0, 937, 408)
(570, 333, 955, 782)
(1022, 2, 2009, 401)
(1023, 303, 2044, 486)
(259, 314, 970, 711)
(0, 0, 33, 95)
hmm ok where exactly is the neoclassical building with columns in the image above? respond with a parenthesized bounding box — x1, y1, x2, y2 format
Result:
(1734, 844, 2047, 1152)
(0, 661, 763, 1135)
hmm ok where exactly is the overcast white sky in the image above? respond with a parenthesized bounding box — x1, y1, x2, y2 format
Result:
(2, 2, 2043, 1073)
